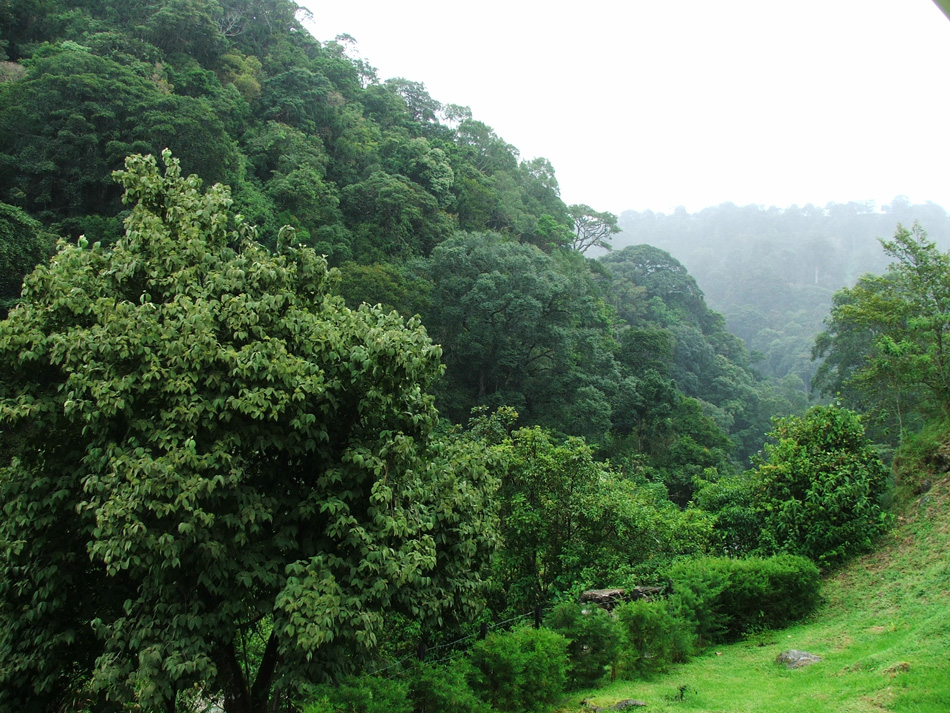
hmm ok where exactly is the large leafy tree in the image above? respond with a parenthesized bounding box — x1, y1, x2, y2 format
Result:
(696, 405, 889, 566)
(601, 245, 781, 462)
(0, 44, 240, 234)
(423, 232, 616, 439)
(0, 153, 498, 712)
(814, 223, 950, 430)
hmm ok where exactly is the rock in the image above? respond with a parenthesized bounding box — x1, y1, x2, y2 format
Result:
(915, 478, 933, 495)
(579, 698, 647, 711)
(580, 588, 627, 610)
(775, 649, 822, 669)
(579, 586, 666, 611)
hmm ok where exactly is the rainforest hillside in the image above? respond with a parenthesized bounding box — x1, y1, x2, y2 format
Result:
(2, 3, 947, 712)
(0, 0, 807, 471)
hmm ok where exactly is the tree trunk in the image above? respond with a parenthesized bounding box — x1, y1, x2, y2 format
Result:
(221, 643, 253, 713)
(220, 633, 281, 713)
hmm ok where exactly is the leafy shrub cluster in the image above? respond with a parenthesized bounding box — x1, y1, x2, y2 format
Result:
(544, 603, 620, 689)
(667, 555, 821, 644)
(615, 599, 685, 676)
(307, 553, 819, 712)
(467, 627, 569, 713)
(697, 405, 891, 569)
(305, 626, 567, 713)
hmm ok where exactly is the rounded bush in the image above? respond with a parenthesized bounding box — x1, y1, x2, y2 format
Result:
(467, 626, 568, 713)
(544, 601, 621, 689)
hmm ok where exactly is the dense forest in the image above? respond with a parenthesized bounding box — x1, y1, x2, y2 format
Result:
(0, 0, 807, 466)
(0, 2, 946, 712)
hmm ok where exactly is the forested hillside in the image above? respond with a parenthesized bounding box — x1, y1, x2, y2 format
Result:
(0, 0, 805, 466)
(615, 201, 950, 392)
(0, 2, 934, 712)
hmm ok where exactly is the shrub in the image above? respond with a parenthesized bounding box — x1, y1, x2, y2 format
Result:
(614, 599, 682, 676)
(304, 675, 411, 713)
(668, 554, 820, 645)
(752, 405, 890, 568)
(406, 660, 495, 713)
(467, 626, 568, 713)
(544, 601, 621, 689)
(693, 472, 761, 556)
(666, 558, 730, 647)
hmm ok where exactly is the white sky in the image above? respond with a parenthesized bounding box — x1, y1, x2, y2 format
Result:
(300, 0, 950, 215)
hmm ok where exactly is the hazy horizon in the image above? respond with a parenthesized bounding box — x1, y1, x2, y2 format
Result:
(302, 0, 950, 217)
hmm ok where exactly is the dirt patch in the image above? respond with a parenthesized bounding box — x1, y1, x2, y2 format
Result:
(860, 686, 895, 711)
(883, 662, 911, 676)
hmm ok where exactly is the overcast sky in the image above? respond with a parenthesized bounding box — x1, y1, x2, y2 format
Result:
(300, 1, 950, 215)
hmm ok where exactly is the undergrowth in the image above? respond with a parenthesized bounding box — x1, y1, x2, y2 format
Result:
(557, 476, 950, 712)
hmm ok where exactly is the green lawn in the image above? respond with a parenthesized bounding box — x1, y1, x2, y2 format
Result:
(557, 478, 950, 713)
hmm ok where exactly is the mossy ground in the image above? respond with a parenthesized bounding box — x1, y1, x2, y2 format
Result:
(557, 478, 950, 713)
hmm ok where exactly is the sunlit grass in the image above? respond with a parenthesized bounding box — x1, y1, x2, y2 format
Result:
(556, 479, 950, 713)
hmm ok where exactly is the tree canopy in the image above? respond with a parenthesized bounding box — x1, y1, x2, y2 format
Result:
(0, 152, 498, 712)
(814, 222, 950, 434)
(0, 7, 903, 706)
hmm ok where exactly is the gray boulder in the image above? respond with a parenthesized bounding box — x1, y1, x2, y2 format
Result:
(776, 649, 822, 669)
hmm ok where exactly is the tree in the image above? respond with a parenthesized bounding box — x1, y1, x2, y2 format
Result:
(423, 232, 616, 438)
(493, 426, 712, 614)
(0, 201, 55, 317)
(142, 0, 226, 64)
(0, 152, 498, 712)
(568, 203, 619, 254)
(341, 170, 453, 260)
(814, 223, 950, 428)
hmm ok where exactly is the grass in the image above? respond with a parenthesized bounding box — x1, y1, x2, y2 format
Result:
(556, 477, 950, 713)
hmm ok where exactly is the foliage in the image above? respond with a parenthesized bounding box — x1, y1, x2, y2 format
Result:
(0, 1, 809, 528)
(557, 478, 950, 713)
(0, 152, 498, 713)
(890, 417, 950, 493)
(467, 626, 568, 713)
(544, 601, 621, 689)
(614, 201, 950, 392)
(601, 244, 793, 464)
(304, 675, 412, 713)
(614, 599, 683, 675)
(814, 222, 950, 433)
(334, 260, 432, 318)
(0, 45, 239, 227)
(568, 203, 619, 254)
(406, 660, 496, 713)
(341, 171, 453, 260)
(692, 471, 762, 556)
(493, 427, 713, 614)
(666, 555, 821, 645)
(751, 405, 890, 568)
(0, 200, 55, 316)
(423, 232, 616, 438)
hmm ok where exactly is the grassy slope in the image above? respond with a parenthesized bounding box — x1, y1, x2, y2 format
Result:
(557, 477, 950, 713)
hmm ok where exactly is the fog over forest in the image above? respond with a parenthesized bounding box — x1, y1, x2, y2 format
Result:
(610, 198, 950, 391)
(303, 0, 950, 215)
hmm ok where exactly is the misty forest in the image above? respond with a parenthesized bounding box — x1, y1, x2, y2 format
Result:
(1, 2, 949, 713)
